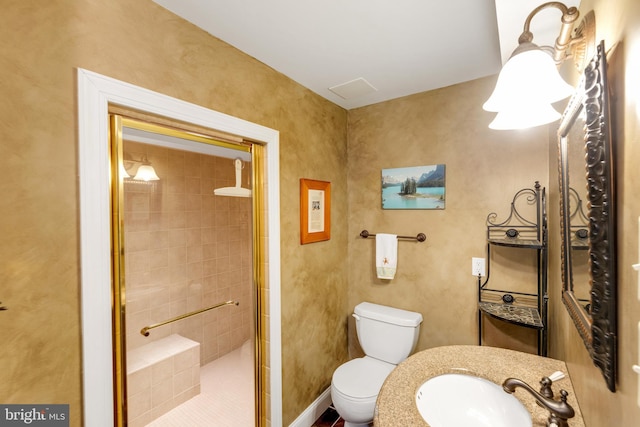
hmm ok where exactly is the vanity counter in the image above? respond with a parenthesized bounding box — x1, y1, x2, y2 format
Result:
(374, 345, 584, 427)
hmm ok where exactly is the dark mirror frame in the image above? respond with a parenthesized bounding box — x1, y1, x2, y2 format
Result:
(558, 41, 617, 392)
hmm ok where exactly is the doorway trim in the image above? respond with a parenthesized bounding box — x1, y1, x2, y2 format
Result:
(77, 68, 282, 426)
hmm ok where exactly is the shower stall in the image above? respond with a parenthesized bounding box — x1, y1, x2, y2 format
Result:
(111, 116, 258, 426)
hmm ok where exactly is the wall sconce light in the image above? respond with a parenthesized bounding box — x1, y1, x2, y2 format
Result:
(133, 159, 160, 181)
(123, 154, 160, 181)
(484, 3, 595, 130)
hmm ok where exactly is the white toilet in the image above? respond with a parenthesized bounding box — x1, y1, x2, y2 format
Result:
(330, 302, 423, 427)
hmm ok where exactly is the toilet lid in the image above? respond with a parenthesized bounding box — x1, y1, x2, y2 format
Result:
(332, 357, 395, 399)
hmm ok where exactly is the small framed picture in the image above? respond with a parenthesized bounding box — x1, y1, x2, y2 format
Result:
(381, 164, 445, 209)
(300, 178, 331, 244)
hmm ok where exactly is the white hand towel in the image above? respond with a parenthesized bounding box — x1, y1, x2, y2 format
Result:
(376, 233, 398, 279)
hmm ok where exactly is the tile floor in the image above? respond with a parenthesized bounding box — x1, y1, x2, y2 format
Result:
(145, 341, 254, 426)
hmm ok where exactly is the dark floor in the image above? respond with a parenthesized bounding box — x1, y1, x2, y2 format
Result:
(311, 406, 373, 427)
(311, 406, 343, 427)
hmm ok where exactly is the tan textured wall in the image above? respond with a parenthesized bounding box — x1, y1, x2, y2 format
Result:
(548, 0, 640, 425)
(347, 77, 549, 355)
(3, 0, 638, 425)
(0, 1, 348, 426)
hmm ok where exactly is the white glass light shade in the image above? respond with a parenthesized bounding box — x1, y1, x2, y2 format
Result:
(489, 103, 562, 130)
(483, 44, 574, 112)
(133, 164, 160, 181)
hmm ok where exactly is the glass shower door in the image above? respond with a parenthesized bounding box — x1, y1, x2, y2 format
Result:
(110, 115, 257, 426)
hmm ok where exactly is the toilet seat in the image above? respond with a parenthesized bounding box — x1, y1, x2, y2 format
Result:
(331, 357, 395, 399)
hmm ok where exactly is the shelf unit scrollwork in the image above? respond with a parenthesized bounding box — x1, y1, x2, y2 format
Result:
(478, 181, 548, 356)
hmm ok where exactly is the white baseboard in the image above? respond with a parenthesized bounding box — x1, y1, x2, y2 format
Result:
(288, 387, 332, 427)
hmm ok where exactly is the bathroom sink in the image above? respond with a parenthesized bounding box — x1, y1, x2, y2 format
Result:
(415, 373, 532, 427)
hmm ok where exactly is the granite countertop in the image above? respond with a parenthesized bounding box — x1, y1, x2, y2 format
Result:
(374, 345, 584, 427)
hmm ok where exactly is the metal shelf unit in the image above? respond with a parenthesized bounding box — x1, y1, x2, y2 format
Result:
(478, 181, 548, 356)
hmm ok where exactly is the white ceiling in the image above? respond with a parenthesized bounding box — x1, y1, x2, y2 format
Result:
(152, 0, 581, 110)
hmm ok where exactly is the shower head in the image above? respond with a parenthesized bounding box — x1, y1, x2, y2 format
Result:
(214, 158, 251, 198)
(214, 186, 251, 197)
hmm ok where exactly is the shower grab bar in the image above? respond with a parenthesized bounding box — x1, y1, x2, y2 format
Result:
(140, 300, 239, 337)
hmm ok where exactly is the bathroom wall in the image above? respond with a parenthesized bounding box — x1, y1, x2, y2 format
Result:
(3, 1, 639, 426)
(347, 76, 549, 355)
(123, 141, 252, 364)
(0, 1, 348, 426)
(547, 0, 640, 425)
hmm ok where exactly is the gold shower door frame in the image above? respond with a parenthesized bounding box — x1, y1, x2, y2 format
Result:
(109, 114, 267, 427)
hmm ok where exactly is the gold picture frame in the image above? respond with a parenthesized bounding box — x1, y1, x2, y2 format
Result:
(300, 178, 331, 244)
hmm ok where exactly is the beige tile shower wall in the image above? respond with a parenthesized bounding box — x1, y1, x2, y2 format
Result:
(124, 141, 252, 365)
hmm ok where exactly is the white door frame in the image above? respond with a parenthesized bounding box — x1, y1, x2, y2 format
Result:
(77, 68, 282, 426)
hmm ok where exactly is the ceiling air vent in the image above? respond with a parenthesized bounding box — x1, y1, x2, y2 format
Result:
(329, 77, 377, 100)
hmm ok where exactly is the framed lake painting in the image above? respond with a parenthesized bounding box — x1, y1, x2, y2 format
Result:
(381, 164, 445, 210)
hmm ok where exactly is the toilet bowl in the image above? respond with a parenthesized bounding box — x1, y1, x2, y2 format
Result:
(330, 302, 422, 427)
(331, 357, 395, 427)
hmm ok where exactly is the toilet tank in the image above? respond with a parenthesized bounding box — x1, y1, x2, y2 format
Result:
(354, 302, 423, 364)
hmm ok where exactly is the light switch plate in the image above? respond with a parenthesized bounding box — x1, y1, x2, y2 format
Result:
(637, 321, 640, 408)
(637, 216, 640, 301)
(636, 218, 640, 408)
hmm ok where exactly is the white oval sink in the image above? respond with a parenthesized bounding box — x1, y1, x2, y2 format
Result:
(415, 374, 532, 427)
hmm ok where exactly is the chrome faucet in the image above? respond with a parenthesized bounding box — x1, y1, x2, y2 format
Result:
(502, 377, 575, 427)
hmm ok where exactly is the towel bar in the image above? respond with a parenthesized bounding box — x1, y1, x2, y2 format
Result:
(360, 229, 426, 242)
